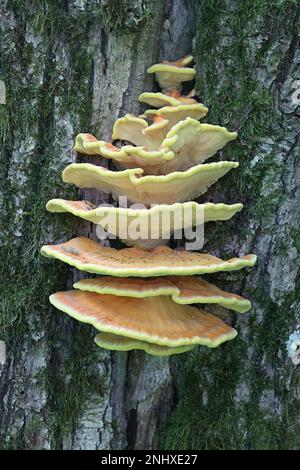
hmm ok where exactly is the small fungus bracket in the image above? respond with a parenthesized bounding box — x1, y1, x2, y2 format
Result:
(287, 331, 300, 365)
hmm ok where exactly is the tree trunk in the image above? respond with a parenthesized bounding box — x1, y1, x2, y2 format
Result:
(0, 0, 299, 450)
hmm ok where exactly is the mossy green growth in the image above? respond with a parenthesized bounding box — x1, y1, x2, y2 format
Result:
(164, 342, 244, 449)
(0, 0, 108, 334)
(193, 0, 298, 233)
(0, 0, 110, 447)
(164, 0, 300, 450)
(100, 0, 153, 32)
(164, 293, 300, 449)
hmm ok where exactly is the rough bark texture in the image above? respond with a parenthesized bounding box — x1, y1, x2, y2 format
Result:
(165, 0, 300, 450)
(0, 0, 195, 450)
(0, 0, 299, 450)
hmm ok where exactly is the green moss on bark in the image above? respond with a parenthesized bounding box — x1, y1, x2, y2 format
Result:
(164, 0, 300, 450)
(100, 0, 153, 32)
(0, 1, 109, 448)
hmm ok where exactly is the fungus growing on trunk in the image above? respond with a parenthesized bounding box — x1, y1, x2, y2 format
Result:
(49, 291, 237, 348)
(138, 90, 197, 108)
(42, 55, 256, 356)
(62, 161, 239, 205)
(143, 104, 208, 128)
(73, 276, 251, 313)
(46, 199, 243, 248)
(75, 111, 234, 175)
(147, 55, 196, 91)
(94, 333, 196, 356)
(41, 236, 256, 277)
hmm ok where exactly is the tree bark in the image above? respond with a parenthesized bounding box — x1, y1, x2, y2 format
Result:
(0, 0, 299, 450)
(165, 0, 300, 450)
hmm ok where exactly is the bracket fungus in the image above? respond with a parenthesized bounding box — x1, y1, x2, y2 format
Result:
(42, 55, 256, 356)
(94, 333, 196, 356)
(147, 55, 196, 91)
(73, 276, 251, 313)
(41, 236, 256, 277)
(75, 111, 234, 175)
(143, 104, 209, 130)
(46, 200, 243, 249)
(138, 90, 198, 108)
(49, 291, 237, 348)
(112, 116, 236, 174)
(62, 161, 239, 205)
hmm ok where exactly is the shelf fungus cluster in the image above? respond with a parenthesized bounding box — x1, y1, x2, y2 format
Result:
(42, 56, 256, 356)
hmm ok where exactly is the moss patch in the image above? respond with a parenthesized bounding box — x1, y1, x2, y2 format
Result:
(100, 0, 153, 33)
